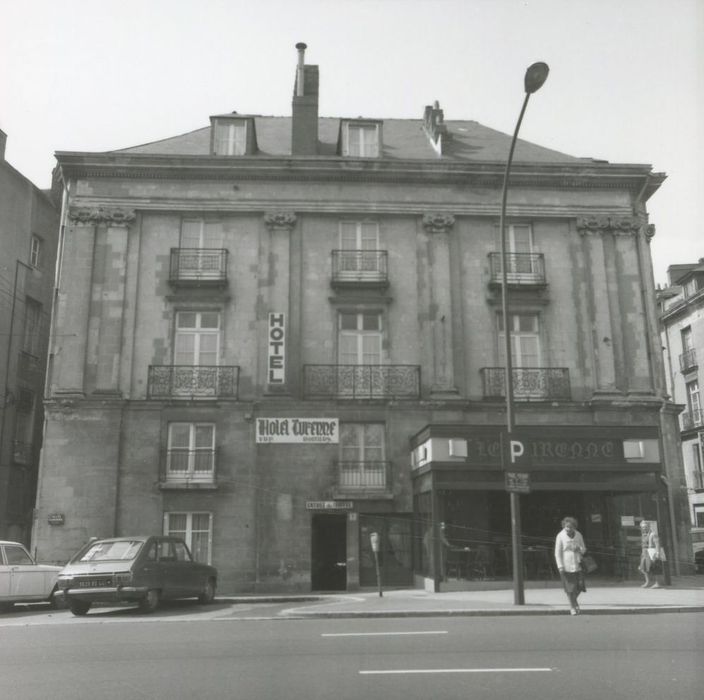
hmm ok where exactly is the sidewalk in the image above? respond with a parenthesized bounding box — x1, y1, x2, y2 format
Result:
(222, 577, 704, 618)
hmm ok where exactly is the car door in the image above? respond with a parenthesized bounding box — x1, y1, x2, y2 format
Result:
(0, 545, 11, 600)
(156, 539, 189, 599)
(6, 544, 46, 598)
(171, 540, 200, 595)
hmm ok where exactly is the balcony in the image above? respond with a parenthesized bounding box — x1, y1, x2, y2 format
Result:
(147, 365, 239, 399)
(303, 365, 421, 400)
(12, 441, 33, 465)
(488, 252, 546, 286)
(331, 250, 388, 289)
(334, 460, 391, 496)
(679, 348, 697, 373)
(169, 248, 228, 286)
(481, 367, 571, 400)
(681, 408, 704, 431)
(160, 449, 217, 489)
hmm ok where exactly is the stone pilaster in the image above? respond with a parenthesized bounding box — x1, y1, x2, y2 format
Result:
(422, 213, 458, 395)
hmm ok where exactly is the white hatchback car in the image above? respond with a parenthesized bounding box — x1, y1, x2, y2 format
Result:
(0, 541, 63, 611)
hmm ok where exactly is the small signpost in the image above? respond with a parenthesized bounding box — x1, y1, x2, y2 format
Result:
(370, 532, 383, 597)
(505, 471, 531, 494)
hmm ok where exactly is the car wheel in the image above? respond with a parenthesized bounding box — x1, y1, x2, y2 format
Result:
(139, 589, 160, 614)
(48, 587, 67, 609)
(68, 599, 91, 616)
(198, 578, 216, 604)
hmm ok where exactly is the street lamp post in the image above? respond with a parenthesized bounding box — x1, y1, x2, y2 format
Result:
(500, 62, 549, 606)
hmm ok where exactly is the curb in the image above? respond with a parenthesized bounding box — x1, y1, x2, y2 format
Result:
(282, 605, 704, 619)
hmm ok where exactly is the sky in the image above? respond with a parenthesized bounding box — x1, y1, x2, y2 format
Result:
(1, 0, 702, 286)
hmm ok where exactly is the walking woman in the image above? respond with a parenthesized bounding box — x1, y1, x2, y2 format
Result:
(554, 516, 586, 615)
(638, 520, 662, 588)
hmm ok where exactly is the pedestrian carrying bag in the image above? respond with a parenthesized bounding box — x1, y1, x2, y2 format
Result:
(581, 554, 598, 574)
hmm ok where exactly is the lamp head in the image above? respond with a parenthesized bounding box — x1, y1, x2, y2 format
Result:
(524, 62, 549, 94)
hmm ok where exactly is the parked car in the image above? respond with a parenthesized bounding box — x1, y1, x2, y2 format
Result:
(56, 535, 217, 616)
(0, 540, 63, 611)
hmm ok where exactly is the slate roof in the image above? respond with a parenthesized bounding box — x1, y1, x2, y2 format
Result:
(112, 116, 589, 164)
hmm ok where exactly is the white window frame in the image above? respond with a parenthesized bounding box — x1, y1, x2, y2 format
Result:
(338, 311, 383, 365)
(174, 311, 221, 366)
(506, 224, 539, 279)
(30, 235, 42, 268)
(343, 122, 380, 157)
(178, 220, 224, 279)
(687, 380, 701, 414)
(339, 423, 386, 489)
(338, 221, 380, 279)
(163, 512, 213, 564)
(498, 312, 544, 398)
(214, 120, 247, 156)
(166, 423, 216, 482)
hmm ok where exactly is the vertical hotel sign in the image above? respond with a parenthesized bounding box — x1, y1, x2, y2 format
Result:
(268, 313, 285, 385)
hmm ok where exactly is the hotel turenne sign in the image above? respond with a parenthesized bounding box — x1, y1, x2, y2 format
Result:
(256, 417, 339, 444)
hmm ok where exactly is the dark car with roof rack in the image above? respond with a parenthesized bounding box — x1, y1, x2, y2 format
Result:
(56, 535, 217, 615)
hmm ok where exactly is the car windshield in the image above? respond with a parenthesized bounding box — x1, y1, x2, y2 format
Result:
(77, 540, 144, 562)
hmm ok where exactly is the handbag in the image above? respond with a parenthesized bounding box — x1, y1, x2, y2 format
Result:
(581, 554, 598, 574)
(647, 547, 659, 561)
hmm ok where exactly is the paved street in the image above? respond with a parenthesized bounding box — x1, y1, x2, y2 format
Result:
(1, 601, 702, 700)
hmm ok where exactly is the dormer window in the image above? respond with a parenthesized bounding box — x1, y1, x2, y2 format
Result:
(210, 116, 256, 156)
(341, 120, 381, 157)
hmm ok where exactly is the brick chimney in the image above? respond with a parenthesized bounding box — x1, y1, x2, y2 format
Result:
(291, 43, 319, 155)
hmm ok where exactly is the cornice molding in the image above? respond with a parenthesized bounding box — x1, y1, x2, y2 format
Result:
(68, 206, 136, 226)
(422, 212, 455, 233)
(263, 211, 297, 231)
(576, 216, 641, 236)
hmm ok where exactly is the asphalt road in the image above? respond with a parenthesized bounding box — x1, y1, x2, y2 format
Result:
(1, 605, 702, 700)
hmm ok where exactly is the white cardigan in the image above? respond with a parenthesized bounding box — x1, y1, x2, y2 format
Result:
(554, 529, 586, 573)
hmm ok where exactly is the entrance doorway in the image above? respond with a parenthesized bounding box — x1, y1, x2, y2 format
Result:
(311, 514, 347, 591)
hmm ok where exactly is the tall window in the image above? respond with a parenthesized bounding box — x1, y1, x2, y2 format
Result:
(180, 220, 222, 249)
(498, 313, 541, 367)
(687, 380, 701, 414)
(164, 512, 212, 564)
(174, 311, 220, 366)
(167, 423, 215, 481)
(338, 312, 382, 364)
(30, 235, 42, 268)
(22, 298, 42, 356)
(339, 423, 386, 489)
(344, 123, 379, 157)
(682, 326, 693, 352)
(338, 221, 380, 276)
(507, 224, 536, 275)
(213, 121, 246, 155)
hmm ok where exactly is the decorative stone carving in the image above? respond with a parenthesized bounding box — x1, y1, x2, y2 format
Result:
(646, 224, 656, 242)
(576, 216, 640, 236)
(68, 207, 136, 225)
(422, 213, 455, 233)
(264, 211, 297, 230)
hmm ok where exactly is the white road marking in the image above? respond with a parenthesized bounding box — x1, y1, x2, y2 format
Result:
(322, 631, 448, 637)
(359, 668, 553, 675)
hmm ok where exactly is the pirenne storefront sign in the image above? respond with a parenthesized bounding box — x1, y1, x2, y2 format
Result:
(256, 417, 339, 444)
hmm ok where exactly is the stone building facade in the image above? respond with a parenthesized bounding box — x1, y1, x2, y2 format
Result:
(33, 46, 691, 592)
(658, 260, 704, 560)
(0, 129, 59, 545)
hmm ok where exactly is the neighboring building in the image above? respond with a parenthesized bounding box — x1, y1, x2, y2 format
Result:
(0, 129, 60, 545)
(33, 45, 690, 592)
(658, 260, 704, 558)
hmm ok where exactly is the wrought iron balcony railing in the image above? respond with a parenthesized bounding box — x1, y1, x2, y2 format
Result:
(169, 248, 228, 285)
(12, 441, 33, 465)
(488, 252, 546, 285)
(335, 460, 390, 491)
(331, 250, 388, 287)
(147, 365, 239, 399)
(679, 348, 697, 373)
(162, 449, 217, 484)
(303, 364, 421, 399)
(681, 408, 704, 431)
(481, 367, 571, 400)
